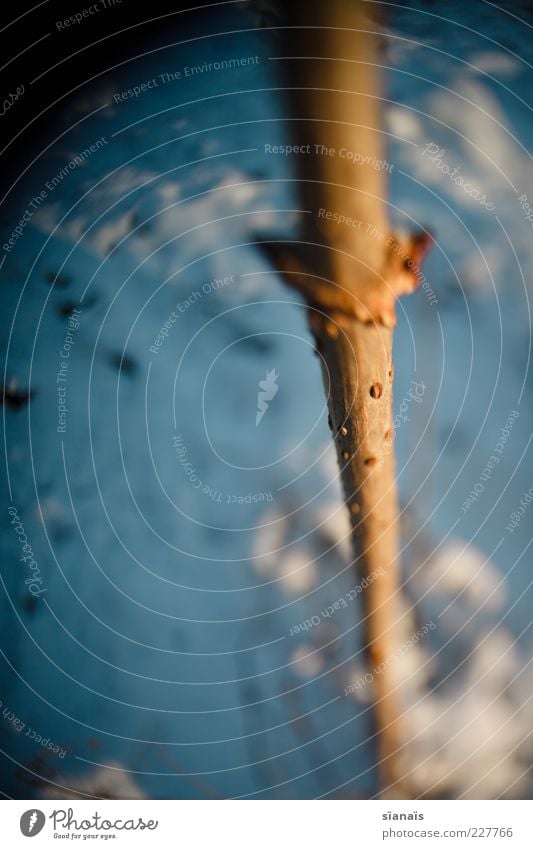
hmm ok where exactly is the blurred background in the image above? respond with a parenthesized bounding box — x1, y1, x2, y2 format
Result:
(1, 0, 532, 799)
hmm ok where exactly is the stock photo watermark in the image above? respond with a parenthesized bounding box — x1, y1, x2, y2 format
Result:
(1, 698, 66, 758)
(505, 484, 533, 533)
(317, 207, 365, 232)
(394, 379, 426, 427)
(420, 143, 495, 212)
(351, 378, 426, 474)
(48, 809, 158, 836)
(388, 234, 438, 307)
(56, 308, 82, 434)
(8, 507, 46, 597)
(517, 193, 533, 229)
(149, 274, 235, 355)
(172, 434, 273, 504)
(2, 136, 108, 254)
(313, 206, 437, 307)
(264, 142, 394, 172)
(56, 0, 123, 31)
(363, 223, 438, 307)
(289, 568, 384, 637)
(1, 84, 24, 117)
(256, 368, 279, 426)
(114, 56, 261, 103)
(461, 409, 519, 515)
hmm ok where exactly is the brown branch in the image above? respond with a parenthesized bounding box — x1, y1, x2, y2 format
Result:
(264, 0, 432, 796)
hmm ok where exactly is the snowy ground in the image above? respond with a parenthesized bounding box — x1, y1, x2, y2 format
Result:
(1, 1, 532, 799)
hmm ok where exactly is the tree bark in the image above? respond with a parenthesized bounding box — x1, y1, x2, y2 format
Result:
(263, 0, 431, 795)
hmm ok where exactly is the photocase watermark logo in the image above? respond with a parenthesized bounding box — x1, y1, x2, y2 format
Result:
(461, 409, 519, 515)
(344, 621, 436, 697)
(17, 807, 160, 838)
(20, 809, 45, 837)
(420, 143, 495, 212)
(256, 368, 279, 426)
